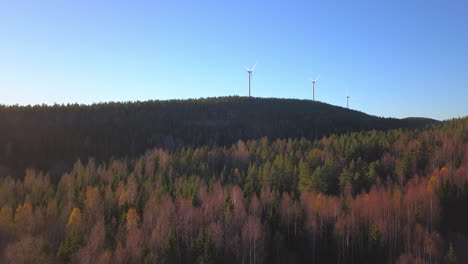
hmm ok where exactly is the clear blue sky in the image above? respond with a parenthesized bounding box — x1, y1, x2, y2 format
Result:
(1, 0, 467, 120)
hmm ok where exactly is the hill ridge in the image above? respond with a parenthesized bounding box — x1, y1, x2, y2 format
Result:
(0, 96, 438, 177)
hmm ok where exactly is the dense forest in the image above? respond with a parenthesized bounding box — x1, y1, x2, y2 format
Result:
(0, 105, 465, 263)
(0, 97, 437, 178)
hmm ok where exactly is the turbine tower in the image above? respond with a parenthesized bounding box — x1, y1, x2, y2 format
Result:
(346, 96, 350, 109)
(309, 75, 320, 101)
(244, 63, 257, 97)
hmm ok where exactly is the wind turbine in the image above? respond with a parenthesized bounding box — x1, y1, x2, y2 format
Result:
(244, 63, 257, 97)
(309, 74, 320, 101)
(346, 96, 350, 109)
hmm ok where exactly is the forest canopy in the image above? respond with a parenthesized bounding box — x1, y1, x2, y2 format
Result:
(0, 111, 465, 263)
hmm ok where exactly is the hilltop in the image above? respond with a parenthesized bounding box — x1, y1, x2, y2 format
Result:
(0, 96, 438, 177)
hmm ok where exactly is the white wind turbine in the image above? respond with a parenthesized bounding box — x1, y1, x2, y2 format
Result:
(345, 87, 361, 109)
(244, 63, 257, 97)
(346, 87, 351, 109)
(309, 74, 320, 101)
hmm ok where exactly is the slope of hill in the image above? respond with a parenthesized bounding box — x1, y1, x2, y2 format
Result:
(0, 96, 438, 177)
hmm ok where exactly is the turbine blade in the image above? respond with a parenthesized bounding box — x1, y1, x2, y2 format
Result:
(243, 65, 250, 71)
(315, 74, 320, 81)
(251, 63, 257, 71)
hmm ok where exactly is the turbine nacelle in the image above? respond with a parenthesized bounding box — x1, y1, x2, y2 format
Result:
(309, 74, 320, 83)
(244, 63, 257, 73)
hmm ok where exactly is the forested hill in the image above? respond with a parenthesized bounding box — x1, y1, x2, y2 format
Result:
(0, 116, 465, 264)
(0, 96, 437, 177)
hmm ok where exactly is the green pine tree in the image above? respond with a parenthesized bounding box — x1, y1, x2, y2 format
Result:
(298, 160, 313, 193)
(445, 242, 457, 264)
(160, 232, 180, 264)
(57, 228, 83, 262)
(192, 230, 217, 264)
